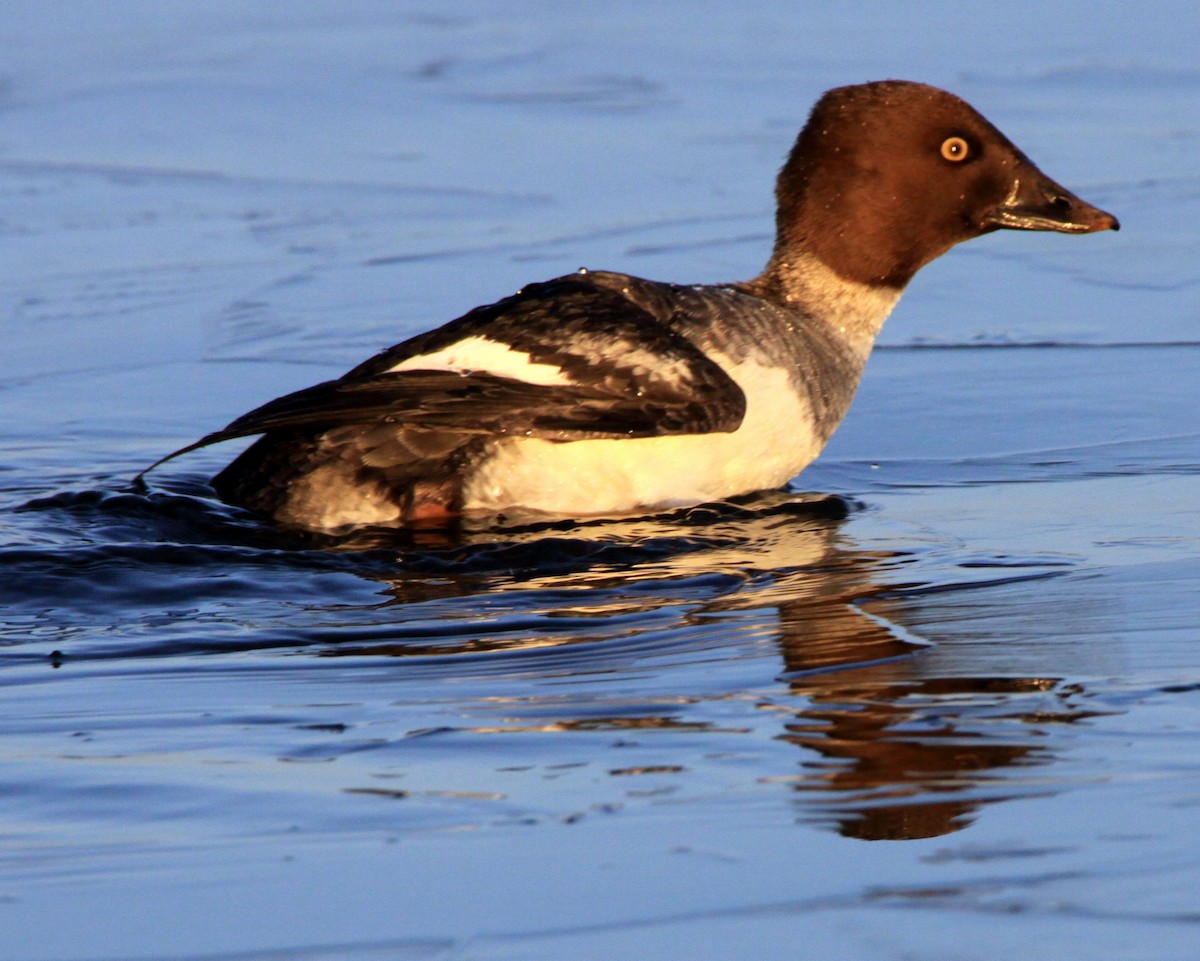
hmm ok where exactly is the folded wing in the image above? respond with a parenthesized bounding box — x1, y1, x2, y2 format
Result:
(140, 276, 747, 524)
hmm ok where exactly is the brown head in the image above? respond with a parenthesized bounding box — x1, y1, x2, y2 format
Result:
(764, 80, 1118, 291)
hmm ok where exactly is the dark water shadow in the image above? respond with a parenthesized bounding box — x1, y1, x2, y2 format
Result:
(3, 479, 1105, 840)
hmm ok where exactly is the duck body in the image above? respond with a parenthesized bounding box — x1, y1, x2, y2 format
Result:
(211, 263, 896, 528)
(146, 81, 1118, 531)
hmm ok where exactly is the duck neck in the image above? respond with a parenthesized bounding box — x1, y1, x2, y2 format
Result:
(742, 251, 904, 362)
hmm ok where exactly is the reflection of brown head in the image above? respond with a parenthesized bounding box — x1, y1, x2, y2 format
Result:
(692, 521, 1092, 842)
(835, 800, 978, 842)
(776, 586, 1071, 840)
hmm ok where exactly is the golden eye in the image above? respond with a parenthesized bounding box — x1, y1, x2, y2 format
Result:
(941, 136, 970, 162)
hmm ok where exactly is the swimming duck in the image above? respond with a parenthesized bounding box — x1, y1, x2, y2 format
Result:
(143, 80, 1118, 530)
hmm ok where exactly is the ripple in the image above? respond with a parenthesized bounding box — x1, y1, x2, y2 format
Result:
(1, 484, 881, 673)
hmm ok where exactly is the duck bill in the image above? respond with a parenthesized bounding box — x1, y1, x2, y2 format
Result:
(984, 168, 1120, 234)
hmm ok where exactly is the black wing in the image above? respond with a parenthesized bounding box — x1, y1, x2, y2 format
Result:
(137, 276, 746, 482)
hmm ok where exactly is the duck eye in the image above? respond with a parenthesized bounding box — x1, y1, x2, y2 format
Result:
(940, 136, 970, 162)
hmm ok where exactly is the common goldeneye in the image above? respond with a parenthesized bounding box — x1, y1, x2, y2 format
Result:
(142, 81, 1118, 530)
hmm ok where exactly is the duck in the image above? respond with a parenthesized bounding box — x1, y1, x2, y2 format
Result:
(141, 80, 1118, 531)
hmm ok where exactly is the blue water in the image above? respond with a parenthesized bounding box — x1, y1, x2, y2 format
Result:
(3, 3, 1200, 959)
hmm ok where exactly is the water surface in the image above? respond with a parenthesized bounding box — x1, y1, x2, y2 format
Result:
(2, 3, 1199, 960)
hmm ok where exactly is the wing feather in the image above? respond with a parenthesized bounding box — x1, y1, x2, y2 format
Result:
(139, 276, 746, 485)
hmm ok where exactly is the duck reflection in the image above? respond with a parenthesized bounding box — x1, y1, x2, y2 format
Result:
(319, 491, 1094, 841)
(774, 607, 1058, 841)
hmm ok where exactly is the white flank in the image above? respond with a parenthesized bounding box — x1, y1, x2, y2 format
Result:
(387, 335, 575, 387)
(462, 353, 823, 516)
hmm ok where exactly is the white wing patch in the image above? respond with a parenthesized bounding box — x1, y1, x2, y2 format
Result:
(387, 336, 576, 387)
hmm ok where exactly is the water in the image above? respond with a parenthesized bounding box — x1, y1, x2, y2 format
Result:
(3, 3, 1200, 959)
